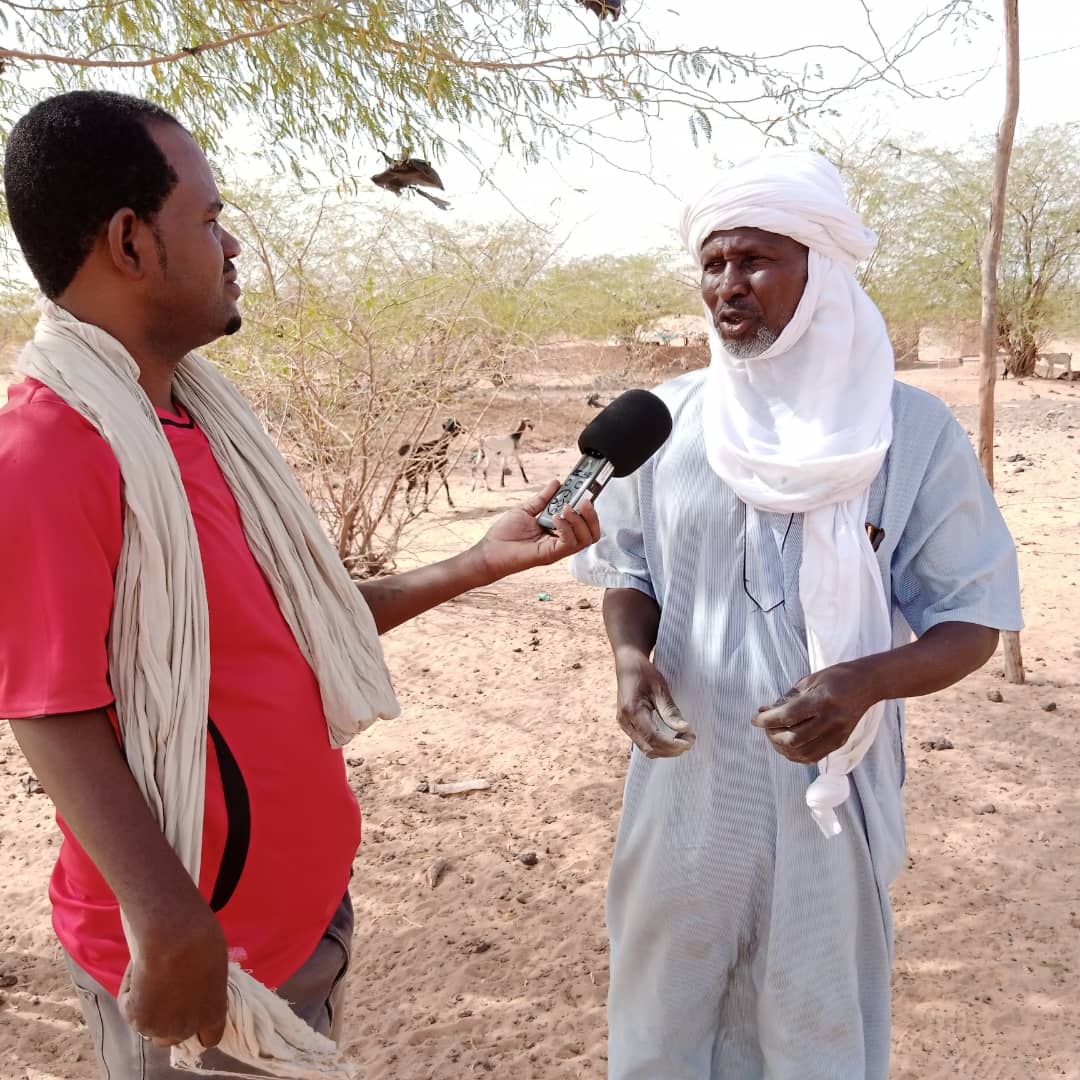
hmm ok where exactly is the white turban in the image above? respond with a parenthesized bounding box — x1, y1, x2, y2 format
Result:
(680, 147, 877, 273)
(680, 147, 895, 838)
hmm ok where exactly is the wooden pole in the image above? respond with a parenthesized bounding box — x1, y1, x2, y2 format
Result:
(979, 0, 1024, 684)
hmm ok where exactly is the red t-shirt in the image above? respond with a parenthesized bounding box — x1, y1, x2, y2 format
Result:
(0, 378, 362, 995)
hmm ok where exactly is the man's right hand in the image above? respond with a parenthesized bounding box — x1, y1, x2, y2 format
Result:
(614, 649, 696, 759)
(9, 710, 230, 1050)
(119, 902, 228, 1048)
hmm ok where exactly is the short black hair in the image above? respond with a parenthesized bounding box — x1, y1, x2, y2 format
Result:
(4, 90, 182, 298)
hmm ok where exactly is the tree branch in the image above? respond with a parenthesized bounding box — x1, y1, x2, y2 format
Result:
(0, 7, 338, 68)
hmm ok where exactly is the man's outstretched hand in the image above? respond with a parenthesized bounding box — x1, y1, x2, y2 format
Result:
(357, 479, 602, 635)
(474, 479, 601, 582)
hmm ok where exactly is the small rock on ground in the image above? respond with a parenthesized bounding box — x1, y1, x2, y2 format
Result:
(920, 737, 955, 751)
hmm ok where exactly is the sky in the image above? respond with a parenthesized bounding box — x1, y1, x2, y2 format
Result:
(355, 0, 1080, 260)
(3, 0, 1079, 285)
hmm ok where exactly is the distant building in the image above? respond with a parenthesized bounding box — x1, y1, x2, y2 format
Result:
(634, 314, 710, 347)
(917, 320, 982, 367)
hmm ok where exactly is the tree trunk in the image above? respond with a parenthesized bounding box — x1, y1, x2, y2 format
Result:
(979, 0, 1025, 684)
(1004, 334, 1039, 379)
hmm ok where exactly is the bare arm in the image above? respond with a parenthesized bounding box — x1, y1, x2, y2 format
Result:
(602, 587, 695, 758)
(754, 621, 1000, 763)
(359, 480, 600, 635)
(357, 548, 493, 636)
(9, 709, 227, 1047)
(603, 585, 661, 663)
(852, 621, 998, 703)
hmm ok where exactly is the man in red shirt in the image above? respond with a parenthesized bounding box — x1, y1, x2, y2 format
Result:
(0, 90, 599, 1078)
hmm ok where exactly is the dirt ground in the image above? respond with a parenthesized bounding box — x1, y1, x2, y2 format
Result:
(0, 350, 1077, 1079)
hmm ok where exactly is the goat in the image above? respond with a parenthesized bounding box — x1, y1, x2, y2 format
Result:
(397, 417, 464, 509)
(1038, 352, 1073, 379)
(471, 418, 534, 491)
(1002, 351, 1074, 380)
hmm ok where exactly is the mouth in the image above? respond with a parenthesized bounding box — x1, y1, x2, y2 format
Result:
(715, 310, 757, 338)
(223, 259, 241, 297)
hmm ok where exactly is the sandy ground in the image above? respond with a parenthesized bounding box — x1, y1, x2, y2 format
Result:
(0, 356, 1077, 1079)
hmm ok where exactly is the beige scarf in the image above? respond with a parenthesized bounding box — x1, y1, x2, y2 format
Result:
(19, 300, 400, 1078)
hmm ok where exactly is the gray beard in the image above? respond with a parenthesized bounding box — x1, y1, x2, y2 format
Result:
(717, 321, 777, 359)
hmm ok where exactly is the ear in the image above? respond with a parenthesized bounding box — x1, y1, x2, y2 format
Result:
(104, 208, 156, 281)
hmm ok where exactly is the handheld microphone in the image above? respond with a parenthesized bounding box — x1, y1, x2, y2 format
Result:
(537, 389, 673, 532)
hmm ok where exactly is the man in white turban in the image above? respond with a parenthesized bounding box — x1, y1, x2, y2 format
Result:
(569, 147, 1022, 1078)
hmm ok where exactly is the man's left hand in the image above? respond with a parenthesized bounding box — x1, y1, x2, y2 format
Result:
(752, 661, 879, 765)
(474, 479, 601, 582)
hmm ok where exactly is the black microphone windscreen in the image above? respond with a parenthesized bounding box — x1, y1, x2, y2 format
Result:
(578, 389, 673, 477)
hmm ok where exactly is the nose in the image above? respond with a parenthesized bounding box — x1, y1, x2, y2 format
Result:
(716, 262, 750, 303)
(222, 226, 242, 260)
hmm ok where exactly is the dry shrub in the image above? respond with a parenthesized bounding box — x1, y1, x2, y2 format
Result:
(209, 191, 550, 576)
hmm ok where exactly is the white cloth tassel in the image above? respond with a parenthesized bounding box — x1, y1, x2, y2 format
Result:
(800, 495, 893, 837)
(171, 963, 353, 1078)
(19, 300, 399, 1075)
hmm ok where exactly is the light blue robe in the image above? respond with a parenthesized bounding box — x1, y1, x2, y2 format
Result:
(569, 374, 1023, 1080)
